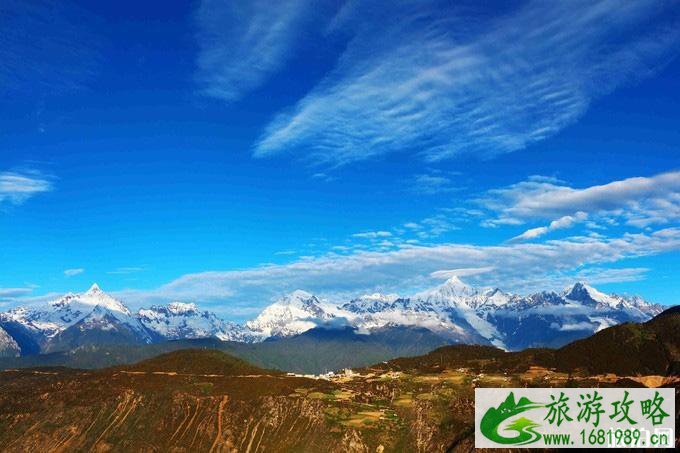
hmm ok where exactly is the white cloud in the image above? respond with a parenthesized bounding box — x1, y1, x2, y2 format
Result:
(481, 171, 680, 228)
(512, 212, 588, 241)
(310, 173, 336, 182)
(352, 230, 392, 239)
(409, 173, 459, 195)
(254, 0, 679, 165)
(551, 321, 595, 332)
(513, 226, 550, 241)
(195, 0, 318, 102)
(573, 267, 649, 284)
(0, 287, 33, 299)
(416, 214, 461, 238)
(0, 171, 52, 206)
(430, 267, 495, 279)
(107, 267, 144, 275)
(64, 268, 85, 277)
(273, 250, 297, 256)
(112, 227, 680, 315)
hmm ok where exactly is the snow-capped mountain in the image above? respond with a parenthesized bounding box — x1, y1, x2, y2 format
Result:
(1, 284, 143, 335)
(245, 290, 336, 337)
(341, 278, 506, 347)
(45, 305, 154, 353)
(0, 285, 260, 354)
(562, 282, 659, 317)
(246, 278, 664, 350)
(412, 276, 479, 308)
(0, 279, 666, 356)
(138, 302, 260, 342)
(0, 284, 154, 353)
(341, 293, 400, 314)
(474, 282, 664, 349)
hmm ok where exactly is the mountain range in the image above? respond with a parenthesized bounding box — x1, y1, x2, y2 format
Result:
(246, 277, 662, 350)
(0, 278, 663, 358)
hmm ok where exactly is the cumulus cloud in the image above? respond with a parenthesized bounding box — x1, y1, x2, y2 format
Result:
(111, 227, 680, 315)
(253, 0, 680, 165)
(64, 268, 85, 277)
(480, 171, 680, 228)
(0, 171, 52, 206)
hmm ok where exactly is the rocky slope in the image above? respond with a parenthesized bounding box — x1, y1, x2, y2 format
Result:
(0, 350, 344, 453)
(0, 326, 20, 358)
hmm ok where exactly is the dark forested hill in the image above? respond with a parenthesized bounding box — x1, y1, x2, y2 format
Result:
(0, 326, 451, 374)
(374, 306, 680, 376)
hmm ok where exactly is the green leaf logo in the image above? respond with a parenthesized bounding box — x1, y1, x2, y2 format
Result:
(480, 392, 544, 445)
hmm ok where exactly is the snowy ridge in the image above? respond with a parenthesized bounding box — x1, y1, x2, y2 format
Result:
(0, 285, 261, 353)
(1, 284, 147, 339)
(245, 290, 336, 337)
(0, 279, 667, 355)
(413, 276, 479, 308)
(246, 277, 664, 350)
(139, 302, 260, 342)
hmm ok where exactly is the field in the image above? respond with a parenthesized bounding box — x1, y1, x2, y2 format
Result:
(0, 348, 677, 452)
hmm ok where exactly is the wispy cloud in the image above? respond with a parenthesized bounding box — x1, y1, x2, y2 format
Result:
(0, 171, 52, 206)
(573, 267, 650, 285)
(64, 268, 85, 277)
(195, 0, 319, 102)
(273, 250, 297, 256)
(511, 212, 589, 241)
(409, 172, 459, 195)
(0, 0, 100, 97)
(0, 287, 34, 299)
(113, 227, 680, 315)
(253, 0, 680, 165)
(430, 267, 495, 280)
(352, 231, 392, 239)
(0, 286, 35, 307)
(310, 172, 336, 182)
(479, 171, 680, 228)
(107, 267, 144, 275)
(417, 214, 461, 238)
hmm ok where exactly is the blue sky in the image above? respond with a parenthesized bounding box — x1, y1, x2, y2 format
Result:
(1, 0, 679, 320)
